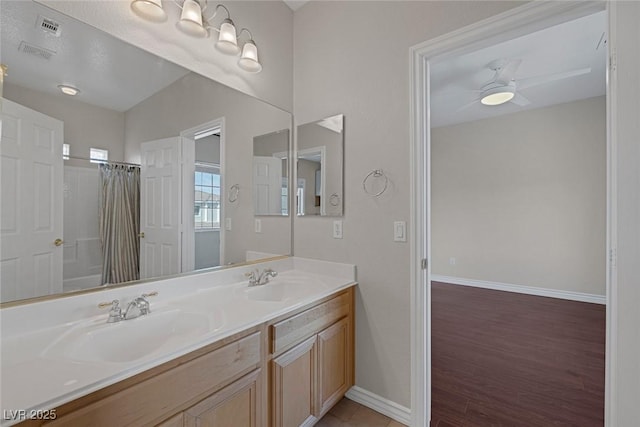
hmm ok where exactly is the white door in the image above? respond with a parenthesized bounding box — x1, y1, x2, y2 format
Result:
(253, 156, 282, 215)
(1, 99, 63, 302)
(139, 137, 181, 279)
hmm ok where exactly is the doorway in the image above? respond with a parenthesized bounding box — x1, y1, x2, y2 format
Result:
(181, 119, 225, 272)
(409, 2, 615, 426)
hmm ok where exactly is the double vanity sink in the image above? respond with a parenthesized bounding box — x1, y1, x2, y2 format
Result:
(0, 257, 356, 426)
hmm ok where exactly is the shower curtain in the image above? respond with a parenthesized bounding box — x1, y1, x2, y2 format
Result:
(99, 164, 140, 284)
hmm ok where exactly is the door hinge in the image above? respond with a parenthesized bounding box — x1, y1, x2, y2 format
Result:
(421, 258, 428, 270)
(609, 248, 617, 268)
(610, 49, 617, 72)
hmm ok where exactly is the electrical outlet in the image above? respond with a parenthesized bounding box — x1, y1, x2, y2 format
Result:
(255, 219, 262, 233)
(449, 257, 456, 266)
(333, 220, 343, 239)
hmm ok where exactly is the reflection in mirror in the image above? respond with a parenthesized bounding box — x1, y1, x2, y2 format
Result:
(296, 114, 344, 216)
(253, 129, 290, 216)
(0, 1, 292, 304)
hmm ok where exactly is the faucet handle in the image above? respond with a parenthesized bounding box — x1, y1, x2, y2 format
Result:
(98, 300, 122, 323)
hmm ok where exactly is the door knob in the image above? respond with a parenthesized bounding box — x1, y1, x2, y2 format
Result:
(54, 238, 64, 247)
(139, 232, 145, 238)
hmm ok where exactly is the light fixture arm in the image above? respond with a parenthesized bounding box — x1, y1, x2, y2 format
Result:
(237, 28, 254, 41)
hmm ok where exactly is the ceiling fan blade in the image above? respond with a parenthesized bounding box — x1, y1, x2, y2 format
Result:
(518, 67, 592, 90)
(495, 59, 522, 83)
(511, 93, 531, 106)
(456, 98, 480, 112)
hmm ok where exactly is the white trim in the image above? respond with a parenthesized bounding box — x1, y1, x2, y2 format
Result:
(345, 386, 411, 426)
(431, 275, 606, 305)
(410, 2, 613, 427)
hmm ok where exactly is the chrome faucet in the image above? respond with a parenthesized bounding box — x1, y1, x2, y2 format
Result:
(98, 292, 158, 323)
(245, 268, 278, 287)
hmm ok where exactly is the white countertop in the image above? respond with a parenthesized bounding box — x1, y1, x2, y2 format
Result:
(0, 257, 356, 426)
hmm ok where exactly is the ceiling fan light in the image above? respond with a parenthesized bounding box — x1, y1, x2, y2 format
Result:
(177, 0, 207, 37)
(216, 19, 239, 54)
(238, 40, 262, 73)
(480, 88, 515, 106)
(130, 0, 167, 22)
(58, 85, 80, 96)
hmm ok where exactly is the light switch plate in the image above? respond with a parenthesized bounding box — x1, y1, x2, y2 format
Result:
(225, 218, 232, 231)
(333, 220, 343, 239)
(255, 219, 262, 233)
(394, 221, 406, 242)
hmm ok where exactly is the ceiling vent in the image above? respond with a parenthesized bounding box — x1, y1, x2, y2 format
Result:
(36, 15, 62, 37)
(18, 41, 56, 61)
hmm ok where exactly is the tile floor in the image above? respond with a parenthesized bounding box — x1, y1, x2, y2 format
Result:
(317, 398, 406, 427)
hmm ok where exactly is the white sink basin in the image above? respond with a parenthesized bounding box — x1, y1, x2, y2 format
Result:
(42, 309, 217, 364)
(240, 278, 327, 303)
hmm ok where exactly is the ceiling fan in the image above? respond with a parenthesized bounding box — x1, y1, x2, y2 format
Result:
(458, 58, 592, 110)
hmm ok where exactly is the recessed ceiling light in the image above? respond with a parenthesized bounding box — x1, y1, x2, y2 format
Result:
(58, 85, 79, 96)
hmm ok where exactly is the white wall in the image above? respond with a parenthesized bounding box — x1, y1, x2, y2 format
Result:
(3, 83, 125, 161)
(293, 0, 522, 409)
(37, 0, 294, 112)
(611, 2, 640, 424)
(125, 72, 291, 265)
(432, 97, 606, 295)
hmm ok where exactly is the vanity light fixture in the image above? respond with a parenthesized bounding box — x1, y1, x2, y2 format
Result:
(130, 0, 262, 73)
(58, 84, 80, 96)
(130, 0, 167, 22)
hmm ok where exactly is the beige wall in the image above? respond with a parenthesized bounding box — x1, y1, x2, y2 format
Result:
(432, 97, 606, 295)
(293, 0, 522, 408)
(38, 0, 294, 111)
(4, 83, 125, 162)
(124, 72, 291, 264)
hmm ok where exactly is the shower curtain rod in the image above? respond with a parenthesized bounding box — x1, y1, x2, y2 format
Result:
(64, 155, 140, 167)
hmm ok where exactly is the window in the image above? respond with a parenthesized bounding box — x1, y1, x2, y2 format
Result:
(62, 143, 70, 160)
(195, 165, 221, 230)
(90, 148, 108, 164)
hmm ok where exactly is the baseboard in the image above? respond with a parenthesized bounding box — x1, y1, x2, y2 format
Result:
(345, 386, 411, 425)
(431, 275, 606, 305)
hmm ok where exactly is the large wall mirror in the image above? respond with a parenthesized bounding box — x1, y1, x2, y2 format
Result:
(296, 114, 344, 216)
(0, 0, 292, 304)
(253, 129, 290, 216)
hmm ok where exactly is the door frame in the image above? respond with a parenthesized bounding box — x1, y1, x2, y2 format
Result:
(180, 117, 225, 271)
(409, 2, 616, 426)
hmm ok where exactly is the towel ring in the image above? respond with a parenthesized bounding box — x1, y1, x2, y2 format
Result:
(329, 193, 341, 206)
(363, 169, 388, 197)
(228, 184, 240, 203)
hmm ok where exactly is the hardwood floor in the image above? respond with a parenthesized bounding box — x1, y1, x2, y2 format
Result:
(316, 398, 407, 427)
(431, 281, 606, 427)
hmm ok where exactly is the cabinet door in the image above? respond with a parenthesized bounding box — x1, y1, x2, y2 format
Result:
(184, 369, 261, 427)
(317, 317, 351, 415)
(157, 413, 184, 427)
(271, 336, 317, 427)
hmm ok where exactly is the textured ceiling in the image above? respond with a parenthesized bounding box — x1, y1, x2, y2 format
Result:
(0, 1, 190, 112)
(430, 11, 607, 128)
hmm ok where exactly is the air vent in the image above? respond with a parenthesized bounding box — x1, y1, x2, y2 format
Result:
(36, 15, 62, 37)
(18, 41, 56, 61)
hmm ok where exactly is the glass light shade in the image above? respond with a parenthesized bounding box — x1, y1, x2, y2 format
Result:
(238, 41, 262, 73)
(130, 0, 167, 22)
(58, 85, 79, 96)
(176, 0, 207, 37)
(215, 20, 239, 54)
(480, 90, 515, 106)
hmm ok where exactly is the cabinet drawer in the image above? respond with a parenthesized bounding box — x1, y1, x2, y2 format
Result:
(270, 292, 350, 355)
(49, 331, 262, 427)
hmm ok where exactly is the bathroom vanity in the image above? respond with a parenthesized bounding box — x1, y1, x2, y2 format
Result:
(0, 258, 356, 427)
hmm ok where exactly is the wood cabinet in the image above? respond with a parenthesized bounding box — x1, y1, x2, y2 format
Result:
(184, 369, 262, 427)
(17, 287, 354, 427)
(269, 289, 354, 427)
